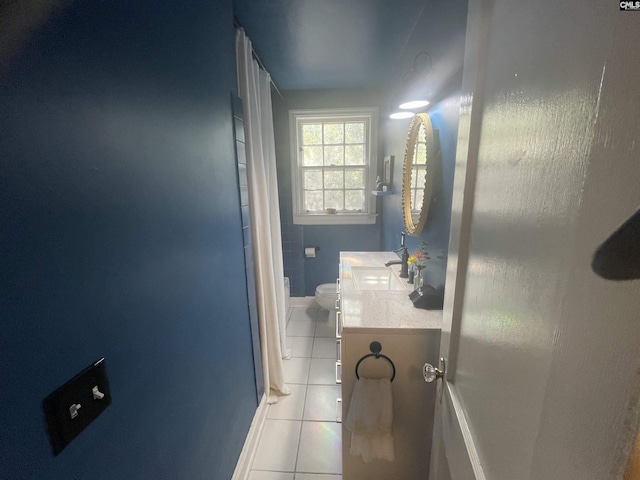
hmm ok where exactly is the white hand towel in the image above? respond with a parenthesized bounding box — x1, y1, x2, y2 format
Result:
(345, 378, 395, 462)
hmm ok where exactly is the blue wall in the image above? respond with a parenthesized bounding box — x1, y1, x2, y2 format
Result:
(273, 89, 385, 297)
(381, 0, 468, 290)
(0, 2, 257, 479)
(381, 98, 463, 289)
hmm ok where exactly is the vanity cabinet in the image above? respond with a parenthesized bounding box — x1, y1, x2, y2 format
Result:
(337, 252, 442, 480)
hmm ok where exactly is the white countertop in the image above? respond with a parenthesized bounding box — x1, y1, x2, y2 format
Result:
(339, 251, 442, 333)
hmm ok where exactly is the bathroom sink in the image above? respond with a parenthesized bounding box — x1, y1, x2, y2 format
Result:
(351, 267, 406, 291)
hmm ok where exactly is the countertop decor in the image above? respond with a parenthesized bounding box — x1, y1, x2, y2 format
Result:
(339, 251, 442, 333)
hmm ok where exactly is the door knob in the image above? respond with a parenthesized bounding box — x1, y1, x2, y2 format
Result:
(423, 358, 446, 383)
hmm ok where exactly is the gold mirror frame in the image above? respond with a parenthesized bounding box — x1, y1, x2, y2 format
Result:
(402, 113, 436, 236)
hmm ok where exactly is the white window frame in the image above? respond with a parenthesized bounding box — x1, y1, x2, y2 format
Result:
(289, 107, 378, 225)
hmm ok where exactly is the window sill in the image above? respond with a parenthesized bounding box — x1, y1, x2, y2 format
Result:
(293, 213, 378, 226)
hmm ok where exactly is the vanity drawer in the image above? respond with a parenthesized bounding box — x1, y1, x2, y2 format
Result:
(335, 311, 342, 339)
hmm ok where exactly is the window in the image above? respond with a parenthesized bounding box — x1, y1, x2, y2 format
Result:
(290, 108, 378, 225)
(411, 129, 428, 213)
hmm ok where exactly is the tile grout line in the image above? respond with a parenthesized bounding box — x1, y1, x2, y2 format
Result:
(294, 307, 316, 475)
(251, 306, 341, 479)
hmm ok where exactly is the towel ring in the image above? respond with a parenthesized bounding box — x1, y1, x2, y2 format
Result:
(355, 341, 396, 382)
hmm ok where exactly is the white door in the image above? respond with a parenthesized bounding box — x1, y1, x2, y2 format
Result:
(429, 1, 640, 479)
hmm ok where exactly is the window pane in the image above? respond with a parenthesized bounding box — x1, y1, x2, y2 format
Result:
(304, 191, 323, 212)
(303, 146, 322, 166)
(345, 190, 365, 211)
(324, 169, 344, 189)
(413, 188, 424, 212)
(324, 123, 344, 144)
(413, 166, 426, 188)
(325, 190, 344, 210)
(324, 146, 344, 166)
(303, 124, 322, 145)
(345, 169, 365, 188)
(345, 145, 364, 165)
(304, 169, 323, 190)
(415, 141, 427, 165)
(345, 122, 365, 143)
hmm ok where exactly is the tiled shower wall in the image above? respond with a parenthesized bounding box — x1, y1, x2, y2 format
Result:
(233, 94, 264, 402)
(275, 130, 306, 297)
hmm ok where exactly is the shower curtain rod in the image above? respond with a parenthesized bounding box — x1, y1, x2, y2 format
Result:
(234, 18, 284, 100)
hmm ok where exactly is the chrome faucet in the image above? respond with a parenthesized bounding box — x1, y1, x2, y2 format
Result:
(385, 233, 409, 278)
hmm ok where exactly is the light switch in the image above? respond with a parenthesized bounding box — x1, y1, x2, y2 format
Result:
(69, 403, 82, 419)
(92, 386, 105, 400)
(43, 358, 111, 455)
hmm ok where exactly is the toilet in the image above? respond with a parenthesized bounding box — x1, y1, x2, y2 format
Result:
(315, 283, 338, 311)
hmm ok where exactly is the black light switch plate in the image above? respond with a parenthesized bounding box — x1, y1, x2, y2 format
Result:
(43, 358, 111, 455)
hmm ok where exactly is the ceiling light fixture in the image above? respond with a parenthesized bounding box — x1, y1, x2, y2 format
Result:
(389, 111, 415, 120)
(399, 100, 430, 110)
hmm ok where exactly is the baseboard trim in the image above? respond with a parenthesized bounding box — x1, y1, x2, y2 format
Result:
(232, 394, 268, 480)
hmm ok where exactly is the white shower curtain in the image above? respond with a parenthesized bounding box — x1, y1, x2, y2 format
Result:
(236, 29, 290, 403)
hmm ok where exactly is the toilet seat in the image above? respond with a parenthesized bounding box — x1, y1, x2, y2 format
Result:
(315, 283, 336, 297)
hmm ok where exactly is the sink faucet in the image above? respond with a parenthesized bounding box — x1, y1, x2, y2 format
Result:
(385, 233, 409, 278)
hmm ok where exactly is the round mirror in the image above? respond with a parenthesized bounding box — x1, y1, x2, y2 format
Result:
(402, 113, 436, 235)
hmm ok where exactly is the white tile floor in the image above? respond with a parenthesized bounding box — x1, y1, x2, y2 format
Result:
(248, 305, 342, 480)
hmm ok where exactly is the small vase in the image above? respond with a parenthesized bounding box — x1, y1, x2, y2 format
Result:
(414, 266, 424, 289)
